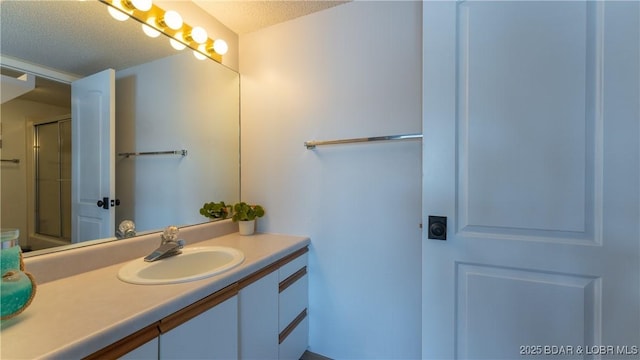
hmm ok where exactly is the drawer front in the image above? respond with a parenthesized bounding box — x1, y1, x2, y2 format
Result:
(279, 253, 307, 281)
(279, 314, 309, 360)
(279, 272, 308, 332)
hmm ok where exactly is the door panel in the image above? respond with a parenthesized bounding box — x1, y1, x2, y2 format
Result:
(456, 264, 599, 359)
(71, 69, 115, 242)
(458, 1, 598, 242)
(422, 1, 639, 359)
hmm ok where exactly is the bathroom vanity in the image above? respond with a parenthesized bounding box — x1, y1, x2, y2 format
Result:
(0, 221, 310, 359)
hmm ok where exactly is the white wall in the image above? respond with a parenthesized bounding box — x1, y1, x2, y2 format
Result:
(240, 2, 422, 358)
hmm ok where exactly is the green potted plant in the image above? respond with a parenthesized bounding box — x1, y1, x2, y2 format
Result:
(199, 201, 231, 221)
(231, 202, 265, 235)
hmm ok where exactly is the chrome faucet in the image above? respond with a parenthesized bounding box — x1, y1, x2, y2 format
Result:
(144, 225, 185, 262)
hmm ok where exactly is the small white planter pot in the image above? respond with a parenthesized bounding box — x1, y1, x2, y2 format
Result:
(238, 220, 256, 236)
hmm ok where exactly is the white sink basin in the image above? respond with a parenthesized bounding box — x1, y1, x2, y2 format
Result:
(118, 246, 244, 285)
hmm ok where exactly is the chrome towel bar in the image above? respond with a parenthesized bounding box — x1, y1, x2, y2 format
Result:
(304, 133, 422, 150)
(118, 150, 188, 158)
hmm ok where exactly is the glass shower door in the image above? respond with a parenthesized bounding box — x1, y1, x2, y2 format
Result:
(34, 119, 71, 241)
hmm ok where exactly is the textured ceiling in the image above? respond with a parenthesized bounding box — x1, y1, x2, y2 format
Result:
(1, 0, 175, 107)
(1, 0, 349, 77)
(0, 0, 348, 106)
(0, 1, 176, 77)
(193, 0, 349, 35)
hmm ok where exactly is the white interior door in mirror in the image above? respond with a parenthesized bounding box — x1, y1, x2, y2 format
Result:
(422, 1, 639, 358)
(71, 69, 115, 243)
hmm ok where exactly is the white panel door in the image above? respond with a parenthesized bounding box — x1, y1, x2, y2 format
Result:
(239, 271, 279, 360)
(422, 1, 639, 359)
(159, 296, 238, 359)
(71, 69, 115, 242)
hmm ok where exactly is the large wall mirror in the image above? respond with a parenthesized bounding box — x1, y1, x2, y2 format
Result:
(0, 1, 240, 256)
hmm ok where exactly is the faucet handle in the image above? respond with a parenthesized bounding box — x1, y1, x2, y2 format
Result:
(161, 225, 179, 243)
(117, 220, 136, 239)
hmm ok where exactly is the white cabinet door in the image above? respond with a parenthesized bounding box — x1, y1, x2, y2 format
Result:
(239, 271, 279, 360)
(422, 1, 640, 359)
(159, 295, 238, 359)
(119, 338, 158, 360)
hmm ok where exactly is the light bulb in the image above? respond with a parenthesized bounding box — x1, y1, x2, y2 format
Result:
(108, 6, 129, 21)
(131, 0, 152, 11)
(193, 50, 207, 60)
(212, 39, 228, 55)
(170, 38, 186, 50)
(190, 26, 208, 44)
(142, 23, 160, 38)
(160, 10, 183, 30)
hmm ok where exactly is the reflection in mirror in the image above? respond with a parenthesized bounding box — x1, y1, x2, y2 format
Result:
(34, 116, 72, 240)
(0, 1, 240, 256)
(115, 52, 239, 235)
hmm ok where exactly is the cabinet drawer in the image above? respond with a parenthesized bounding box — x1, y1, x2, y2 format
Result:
(279, 272, 308, 332)
(279, 253, 307, 281)
(279, 313, 309, 360)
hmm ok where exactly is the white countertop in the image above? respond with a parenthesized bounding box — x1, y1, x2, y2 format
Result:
(0, 232, 309, 359)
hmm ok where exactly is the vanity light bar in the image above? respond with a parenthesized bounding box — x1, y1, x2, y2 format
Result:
(100, 0, 225, 63)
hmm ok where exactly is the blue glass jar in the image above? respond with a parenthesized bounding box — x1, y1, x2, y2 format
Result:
(1, 229, 36, 320)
